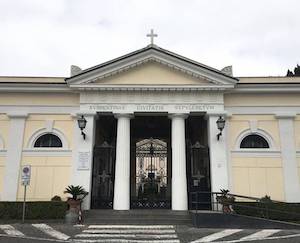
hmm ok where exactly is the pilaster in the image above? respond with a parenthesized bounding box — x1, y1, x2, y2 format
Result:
(2, 112, 27, 201)
(71, 112, 96, 209)
(207, 112, 229, 194)
(276, 113, 300, 202)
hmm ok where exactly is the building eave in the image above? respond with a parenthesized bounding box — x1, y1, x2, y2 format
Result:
(228, 83, 300, 93)
(0, 83, 72, 92)
(69, 84, 235, 91)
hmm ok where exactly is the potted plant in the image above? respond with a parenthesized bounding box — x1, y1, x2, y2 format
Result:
(216, 189, 235, 213)
(64, 185, 88, 224)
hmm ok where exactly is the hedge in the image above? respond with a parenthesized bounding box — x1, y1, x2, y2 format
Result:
(233, 202, 300, 222)
(0, 201, 68, 220)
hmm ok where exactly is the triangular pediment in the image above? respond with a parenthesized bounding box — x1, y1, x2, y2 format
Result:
(66, 45, 238, 90)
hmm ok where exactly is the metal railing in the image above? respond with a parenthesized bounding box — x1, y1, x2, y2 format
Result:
(189, 191, 300, 222)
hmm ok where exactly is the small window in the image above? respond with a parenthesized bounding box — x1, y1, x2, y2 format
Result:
(34, 134, 62, 148)
(240, 134, 269, 149)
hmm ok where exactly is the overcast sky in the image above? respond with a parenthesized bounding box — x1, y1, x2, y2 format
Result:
(0, 0, 299, 77)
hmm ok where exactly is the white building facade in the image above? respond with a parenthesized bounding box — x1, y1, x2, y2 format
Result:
(1, 44, 300, 210)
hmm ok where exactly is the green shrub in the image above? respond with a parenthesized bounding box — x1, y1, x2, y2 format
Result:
(233, 202, 300, 222)
(51, 195, 62, 201)
(0, 201, 67, 220)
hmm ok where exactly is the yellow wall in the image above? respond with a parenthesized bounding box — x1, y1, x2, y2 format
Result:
(228, 115, 285, 200)
(231, 157, 284, 200)
(0, 114, 9, 149)
(17, 114, 75, 201)
(17, 156, 71, 201)
(96, 62, 211, 85)
(0, 93, 79, 106)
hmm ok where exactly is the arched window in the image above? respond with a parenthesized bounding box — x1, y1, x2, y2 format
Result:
(240, 134, 269, 149)
(34, 134, 62, 148)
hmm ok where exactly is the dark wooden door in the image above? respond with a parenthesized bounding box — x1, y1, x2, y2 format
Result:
(91, 141, 115, 209)
(187, 142, 211, 210)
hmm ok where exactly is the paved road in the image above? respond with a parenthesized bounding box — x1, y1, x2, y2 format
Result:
(1, 223, 300, 243)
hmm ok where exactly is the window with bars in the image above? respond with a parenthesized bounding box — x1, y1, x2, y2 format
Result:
(34, 134, 62, 148)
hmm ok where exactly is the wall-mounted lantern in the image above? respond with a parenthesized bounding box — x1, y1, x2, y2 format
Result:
(216, 116, 225, 140)
(77, 115, 87, 140)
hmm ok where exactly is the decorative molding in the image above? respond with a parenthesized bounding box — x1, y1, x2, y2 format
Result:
(234, 128, 277, 150)
(275, 113, 297, 119)
(71, 84, 233, 91)
(229, 83, 300, 93)
(27, 128, 69, 149)
(0, 83, 71, 92)
(67, 46, 237, 88)
(45, 120, 54, 132)
(7, 112, 28, 118)
(249, 120, 258, 132)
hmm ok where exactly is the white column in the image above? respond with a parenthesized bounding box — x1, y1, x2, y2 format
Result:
(170, 113, 188, 210)
(113, 114, 132, 210)
(276, 113, 300, 202)
(2, 112, 27, 201)
(207, 113, 229, 193)
(71, 113, 96, 210)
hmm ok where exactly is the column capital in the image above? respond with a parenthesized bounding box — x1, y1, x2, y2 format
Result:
(168, 113, 189, 119)
(205, 111, 227, 117)
(76, 111, 97, 117)
(114, 113, 134, 119)
(7, 112, 28, 118)
(275, 112, 296, 119)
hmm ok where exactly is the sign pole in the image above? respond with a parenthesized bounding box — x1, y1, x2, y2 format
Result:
(22, 185, 27, 223)
(21, 165, 31, 224)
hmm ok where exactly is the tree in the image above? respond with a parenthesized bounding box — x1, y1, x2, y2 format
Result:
(286, 69, 294, 77)
(294, 65, 300, 76)
(286, 64, 300, 77)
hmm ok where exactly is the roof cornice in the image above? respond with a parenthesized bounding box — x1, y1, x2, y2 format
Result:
(229, 83, 300, 93)
(66, 45, 238, 88)
(0, 83, 72, 92)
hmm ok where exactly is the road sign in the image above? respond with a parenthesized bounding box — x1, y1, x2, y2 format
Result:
(21, 165, 31, 186)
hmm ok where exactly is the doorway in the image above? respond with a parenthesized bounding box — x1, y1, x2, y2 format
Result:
(130, 115, 171, 209)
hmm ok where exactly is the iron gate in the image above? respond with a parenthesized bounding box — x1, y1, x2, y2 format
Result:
(131, 138, 171, 209)
(91, 141, 115, 209)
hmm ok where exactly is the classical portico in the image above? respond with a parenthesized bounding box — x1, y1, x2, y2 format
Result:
(67, 44, 238, 210)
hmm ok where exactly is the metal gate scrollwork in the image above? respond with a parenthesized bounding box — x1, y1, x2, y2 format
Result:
(91, 141, 115, 209)
(131, 138, 170, 209)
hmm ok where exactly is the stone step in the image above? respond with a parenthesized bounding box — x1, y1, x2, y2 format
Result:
(83, 210, 192, 225)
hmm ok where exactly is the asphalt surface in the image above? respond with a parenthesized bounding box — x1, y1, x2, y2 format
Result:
(0, 223, 300, 243)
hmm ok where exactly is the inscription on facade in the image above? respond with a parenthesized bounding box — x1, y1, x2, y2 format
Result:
(85, 103, 219, 113)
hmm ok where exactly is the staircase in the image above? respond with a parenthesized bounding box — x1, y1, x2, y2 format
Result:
(83, 209, 192, 225)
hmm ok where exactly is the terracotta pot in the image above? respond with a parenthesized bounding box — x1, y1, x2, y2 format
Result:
(67, 199, 81, 211)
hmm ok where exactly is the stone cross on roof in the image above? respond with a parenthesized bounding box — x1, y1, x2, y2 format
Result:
(146, 29, 158, 45)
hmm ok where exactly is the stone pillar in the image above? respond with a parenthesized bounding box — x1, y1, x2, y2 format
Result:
(113, 114, 132, 210)
(207, 113, 229, 194)
(170, 113, 188, 210)
(276, 113, 300, 202)
(71, 112, 96, 210)
(2, 112, 27, 201)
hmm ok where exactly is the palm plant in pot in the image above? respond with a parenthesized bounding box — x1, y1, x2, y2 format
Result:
(216, 189, 235, 213)
(64, 185, 88, 224)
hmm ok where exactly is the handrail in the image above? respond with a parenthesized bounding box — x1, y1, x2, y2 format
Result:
(189, 191, 300, 222)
